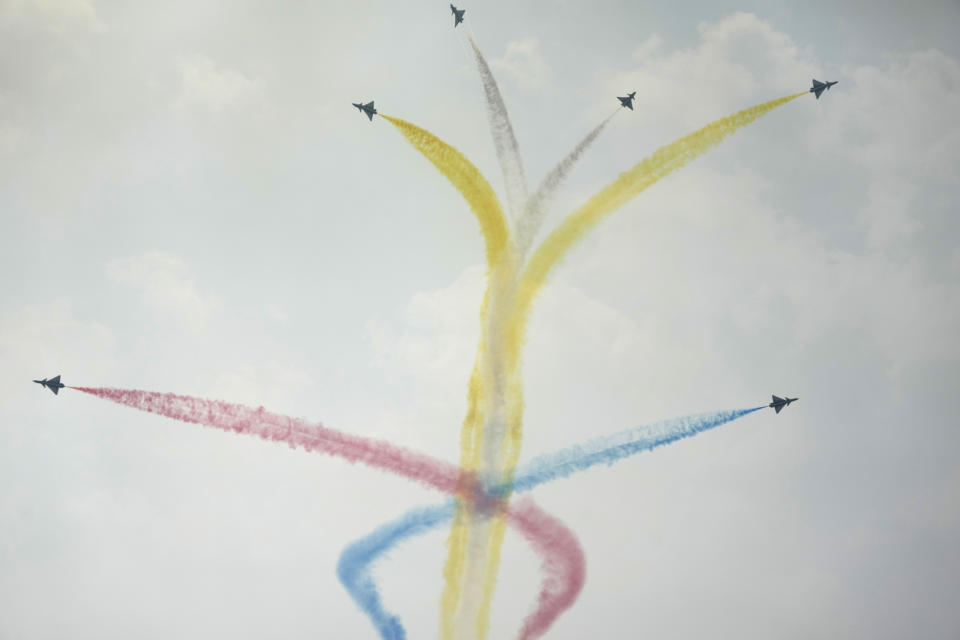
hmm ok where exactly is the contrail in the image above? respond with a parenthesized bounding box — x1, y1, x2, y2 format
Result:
(340, 406, 762, 639)
(468, 36, 529, 221)
(71, 386, 582, 639)
(516, 111, 619, 257)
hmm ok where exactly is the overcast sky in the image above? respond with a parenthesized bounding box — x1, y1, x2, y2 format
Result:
(2, 1, 959, 638)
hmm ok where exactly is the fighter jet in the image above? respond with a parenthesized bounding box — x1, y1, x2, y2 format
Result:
(809, 79, 838, 99)
(352, 101, 377, 121)
(768, 395, 798, 414)
(618, 91, 637, 110)
(450, 4, 465, 27)
(34, 375, 66, 395)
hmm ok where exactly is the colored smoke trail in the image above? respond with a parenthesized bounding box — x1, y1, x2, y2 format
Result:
(512, 92, 808, 354)
(434, 92, 803, 640)
(72, 386, 584, 640)
(468, 36, 529, 221)
(463, 94, 805, 637)
(379, 114, 518, 635)
(380, 114, 510, 267)
(340, 406, 762, 639)
(515, 111, 618, 257)
(71, 387, 460, 493)
(338, 497, 584, 640)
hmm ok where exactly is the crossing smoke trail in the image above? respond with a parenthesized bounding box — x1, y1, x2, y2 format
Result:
(338, 497, 584, 640)
(447, 62, 617, 636)
(379, 110, 518, 637)
(70, 386, 584, 640)
(460, 94, 807, 640)
(340, 406, 763, 639)
(468, 36, 528, 221)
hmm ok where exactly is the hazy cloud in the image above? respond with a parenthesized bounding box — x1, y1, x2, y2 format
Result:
(107, 251, 218, 332)
(493, 37, 550, 90)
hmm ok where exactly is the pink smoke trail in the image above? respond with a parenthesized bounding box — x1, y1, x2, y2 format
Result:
(509, 497, 586, 639)
(72, 386, 584, 638)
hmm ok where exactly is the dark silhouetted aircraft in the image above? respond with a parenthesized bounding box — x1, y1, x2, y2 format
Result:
(768, 395, 798, 414)
(810, 79, 838, 99)
(618, 91, 637, 110)
(450, 4, 465, 27)
(352, 101, 377, 121)
(34, 375, 65, 395)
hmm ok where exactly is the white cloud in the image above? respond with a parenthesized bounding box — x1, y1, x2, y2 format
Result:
(106, 251, 218, 332)
(601, 12, 816, 128)
(814, 49, 960, 251)
(492, 37, 549, 90)
(633, 34, 663, 61)
(0, 300, 116, 376)
(173, 56, 263, 114)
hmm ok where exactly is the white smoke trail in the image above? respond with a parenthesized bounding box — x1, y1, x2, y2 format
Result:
(468, 36, 529, 221)
(516, 110, 619, 257)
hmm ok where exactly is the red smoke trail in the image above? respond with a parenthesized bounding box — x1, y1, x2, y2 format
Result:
(73, 387, 460, 493)
(73, 387, 584, 637)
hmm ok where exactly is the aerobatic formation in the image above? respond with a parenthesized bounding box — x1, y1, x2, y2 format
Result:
(40, 5, 836, 639)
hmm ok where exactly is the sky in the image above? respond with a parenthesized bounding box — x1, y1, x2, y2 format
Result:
(2, 0, 959, 638)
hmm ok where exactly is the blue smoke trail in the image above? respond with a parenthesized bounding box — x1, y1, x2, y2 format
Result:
(338, 406, 763, 639)
(337, 504, 452, 640)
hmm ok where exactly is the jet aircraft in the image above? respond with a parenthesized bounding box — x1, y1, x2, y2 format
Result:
(34, 375, 66, 395)
(809, 79, 838, 99)
(618, 91, 637, 110)
(768, 395, 798, 414)
(450, 4, 465, 27)
(352, 101, 377, 121)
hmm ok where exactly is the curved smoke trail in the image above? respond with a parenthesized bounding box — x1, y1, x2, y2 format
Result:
(339, 406, 763, 639)
(338, 497, 584, 640)
(70, 387, 583, 640)
(380, 114, 510, 267)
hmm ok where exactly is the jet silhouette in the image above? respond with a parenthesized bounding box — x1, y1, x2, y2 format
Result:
(450, 4, 465, 27)
(618, 91, 637, 110)
(34, 374, 66, 395)
(352, 101, 377, 121)
(810, 79, 838, 99)
(768, 395, 798, 414)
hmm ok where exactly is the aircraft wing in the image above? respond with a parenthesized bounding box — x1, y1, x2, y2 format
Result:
(49, 375, 61, 386)
(774, 403, 782, 413)
(51, 385, 59, 395)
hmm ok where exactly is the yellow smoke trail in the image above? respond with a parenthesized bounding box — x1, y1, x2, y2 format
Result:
(468, 91, 806, 638)
(381, 115, 509, 266)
